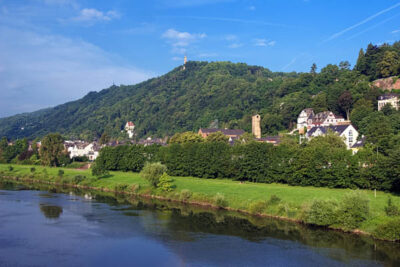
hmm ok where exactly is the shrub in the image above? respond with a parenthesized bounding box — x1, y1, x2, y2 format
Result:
(73, 175, 86, 184)
(91, 162, 109, 177)
(129, 184, 140, 193)
(114, 184, 128, 192)
(249, 201, 268, 214)
(30, 167, 36, 173)
(373, 219, 400, 241)
(8, 166, 13, 171)
(305, 199, 338, 226)
(179, 189, 192, 202)
(384, 197, 400, 217)
(267, 195, 281, 205)
(337, 191, 369, 230)
(157, 173, 175, 192)
(140, 162, 167, 187)
(213, 193, 228, 208)
(58, 169, 64, 178)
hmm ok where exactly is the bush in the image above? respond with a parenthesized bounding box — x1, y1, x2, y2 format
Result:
(305, 199, 338, 226)
(384, 197, 400, 217)
(213, 193, 228, 208)
(140, 162, 167, 187)
(58, 169, 64, 178)
(157, 173, 175, 192)
(8, 166, 13, 171)
(373, 219, 400, 241)
(267, 195, 281, 205)
(249, 201, 268, 214)
(30, 167, 36, 173)
(91, 162, 109, 177)
(73, 175, 86, 184)
(129, 184, 140, 193)
(114, 184, 128, 192)
(337, 191, 370, 230)
(179, 189, 192, 202)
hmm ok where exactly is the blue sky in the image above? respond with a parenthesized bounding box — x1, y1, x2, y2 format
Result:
(0, 0, 400, 117)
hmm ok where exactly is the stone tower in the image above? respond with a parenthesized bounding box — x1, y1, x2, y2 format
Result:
(252, 114, 261, 139)
(182, 55, 187, 70)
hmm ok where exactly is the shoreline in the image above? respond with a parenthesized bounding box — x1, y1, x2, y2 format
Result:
(0, 174, 377, 242)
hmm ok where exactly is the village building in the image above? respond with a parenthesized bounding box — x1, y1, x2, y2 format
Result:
(378, 93, 399, 111)
(137, 137, 167, 146)
(306, 124, 359, 149)
(350, 136, 366, 154)
(125, 121, 135, 138)
(252, 114, 262, 139)
(198, 128, 245, 139)
(257, 136, 281, 146)
(66, 141, 101, 161)
(297, 108, 347, 131)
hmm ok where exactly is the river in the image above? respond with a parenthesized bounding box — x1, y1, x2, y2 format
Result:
(0, 181, 399, 267)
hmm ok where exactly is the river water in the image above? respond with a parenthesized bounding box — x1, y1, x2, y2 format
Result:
(0, 181, 399, 267)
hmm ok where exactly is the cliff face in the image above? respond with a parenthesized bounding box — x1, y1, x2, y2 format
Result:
(372, 77, 400, 91)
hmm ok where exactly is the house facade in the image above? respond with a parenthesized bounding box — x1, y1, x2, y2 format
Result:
(66, 141, 101, 161)
(125, 121, 135, 138)
(297, 108, 347, 131)
(306, 124, 359, 149)
(378, 94, 399, 111)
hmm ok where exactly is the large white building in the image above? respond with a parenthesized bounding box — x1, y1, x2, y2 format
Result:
(306, 124, 359, 149)
(125, 121, 135, 138)
(378, 94, 399, 111)
(297, 108, 346, 131)
(66, 142, 100, 161)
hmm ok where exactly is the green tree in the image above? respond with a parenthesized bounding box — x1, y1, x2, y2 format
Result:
(261, 114, 284, 135)
(99, 133, 111, 145)
(140, 162, 167, 187)
(39, 133, 66, 166)
(310, 63, 317, 75)
(338, 90, 353, 120)
(205, 131, 229, 142)
(377, 51, 400, 78)
(169, 132, 204, 144)
(91, 162, 109, 177)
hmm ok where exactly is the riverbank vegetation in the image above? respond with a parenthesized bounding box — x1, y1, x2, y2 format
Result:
(1, 163, 400, 241)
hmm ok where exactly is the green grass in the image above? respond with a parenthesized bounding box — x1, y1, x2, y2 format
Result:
(1, 163, 399, 235)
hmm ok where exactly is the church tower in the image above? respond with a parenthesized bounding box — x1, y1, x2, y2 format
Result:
(252, 114, 261, 139)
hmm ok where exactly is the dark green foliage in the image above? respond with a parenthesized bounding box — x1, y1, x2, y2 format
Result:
(337, 191, 370, 230)
(385, 197, 400, 217)
(91, 162, 109, 177)
(179, 189, 192, 201)
(73, 175, 86, 184)
(373, 219, 400, 241)
(305, 199, 338, 226)
(58, 169, 64, 177)
(95, 145, 148, 172)
(30, 167, 35, 173)
(8, 166, 13, 171)
(39, 133, 66, 167)
(140, 162, 167, 187)
(267, 195, 282, 205)
(114, 184, 128, 192)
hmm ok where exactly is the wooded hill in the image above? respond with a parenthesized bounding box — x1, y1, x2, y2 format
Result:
(0, 41, 399, 140)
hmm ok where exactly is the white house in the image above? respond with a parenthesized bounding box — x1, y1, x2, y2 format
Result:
(378, 93, 399, 111)
(297, 108, 347, 132)
(67, 142, 100, 161)
(306, 124, 359, 149)
(125, 121, 135, 138)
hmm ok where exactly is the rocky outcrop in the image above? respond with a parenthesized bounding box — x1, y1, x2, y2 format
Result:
(372, 76, 400, 91)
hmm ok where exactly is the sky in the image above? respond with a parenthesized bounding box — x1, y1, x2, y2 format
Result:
(0, 0, 400, 117)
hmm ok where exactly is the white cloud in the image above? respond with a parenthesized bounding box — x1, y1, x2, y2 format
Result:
(248, 5, 256, 11)
(253, 38, 276, 47)
(162, 28, 206, 47)
(224, 34, 237, 41)
(392, 29, 400, 34)
(160, 0, 233, 7)
(0, 26, 153, 117)
(228, 43, 243, 48)
(73, 8, 120, 23)
(197, 53, 218, 58)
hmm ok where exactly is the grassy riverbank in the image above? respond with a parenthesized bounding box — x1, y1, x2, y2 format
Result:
(1, 164, 400, 240)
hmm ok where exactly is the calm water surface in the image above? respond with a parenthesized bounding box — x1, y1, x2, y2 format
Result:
(0, 182, 399, 267)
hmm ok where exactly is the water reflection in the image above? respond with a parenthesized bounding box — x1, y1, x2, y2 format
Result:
(39, 204, 63, 219)
(0, 180, 399, 267)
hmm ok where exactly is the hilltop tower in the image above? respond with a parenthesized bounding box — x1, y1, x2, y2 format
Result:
(252, 114, 261, 139)
(182, 55, 187, 70)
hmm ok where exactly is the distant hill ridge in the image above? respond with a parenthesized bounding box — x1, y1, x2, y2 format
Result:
(1, 41, 400, 140)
